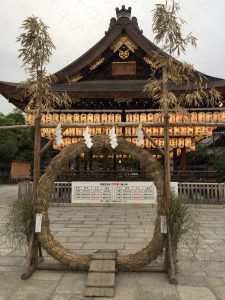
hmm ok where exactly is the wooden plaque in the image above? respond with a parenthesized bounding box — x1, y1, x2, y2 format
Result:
(112, 61, 136, 76)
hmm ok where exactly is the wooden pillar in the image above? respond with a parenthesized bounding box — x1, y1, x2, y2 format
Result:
(32, 117, 41, 201)
(164, 114, 171, 205)
(122, 110, 126, 137)
(162, 66, 177, 284)
(89, 151, 93, 171)
(173, 148, 177, 171)
(84, 153, 88, 171)
(162, 66, 171, 209)
(75, 156, 80, 170)
(22, 116, 41, 280)
(103, 149, 108, 171)
(113, 154, 117, 171)
(181, 147, 187, 173)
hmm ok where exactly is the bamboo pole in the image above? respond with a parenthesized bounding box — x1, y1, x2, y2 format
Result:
(162, 66, 177, 284)
(163, 66, 171, 209)
(22, 117, 41, 280)
(31, 116, 41, 272)
(0, 125, 32, 130)
(32, 117, 41, 198)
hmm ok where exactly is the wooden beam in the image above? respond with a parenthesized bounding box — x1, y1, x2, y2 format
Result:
(2, 122, 225, 131)
(0, 125, 32, 130)
(40, 122, 225, 128)
(40, 138, 55, 156)
(29, 107, 225, 113)
(40, 129, 67, 156)
(40, 122, 165, 128)
(37, 262, 166, 273)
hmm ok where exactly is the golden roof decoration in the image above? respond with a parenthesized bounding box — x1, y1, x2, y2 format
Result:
(90, 57, 105, 70)
(110, 35, 138, 53)
(68, 73, 83, 83)
(119, 49, 130, 59)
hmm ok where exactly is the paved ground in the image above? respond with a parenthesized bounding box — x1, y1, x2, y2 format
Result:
(0, 184, 225, 299)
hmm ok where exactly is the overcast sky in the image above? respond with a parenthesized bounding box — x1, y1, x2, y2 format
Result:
(0, 0, 225, 114)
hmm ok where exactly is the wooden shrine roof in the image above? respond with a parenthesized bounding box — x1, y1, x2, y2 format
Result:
(0, 5, 225, 110)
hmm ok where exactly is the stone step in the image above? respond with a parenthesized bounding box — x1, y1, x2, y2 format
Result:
(89, 260, 115, 273)
(85, 287, 114, 297)
(92, 253, 117, 260)
(92, 251, 117, 260)
(86, 272, 115, 288)
(85, 251, 117, 297)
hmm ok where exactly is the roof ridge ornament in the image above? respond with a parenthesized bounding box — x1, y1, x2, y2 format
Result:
(116, 5, 132, 19)
(106, 6, 143, 34)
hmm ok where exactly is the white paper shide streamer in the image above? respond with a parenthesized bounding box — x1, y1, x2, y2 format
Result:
(54, 123, 63, 145)
(109, 126, 118, 149)
(137, 123, 144, 146)
(83, 126, 93, 148)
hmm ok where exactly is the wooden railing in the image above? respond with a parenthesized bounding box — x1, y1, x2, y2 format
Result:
(18, 181, 225, 204)
(55, 170, 219, 183)
(172, 171, 218, 183)
(178, 182, 225, 204)
(51, 182, 71, 203)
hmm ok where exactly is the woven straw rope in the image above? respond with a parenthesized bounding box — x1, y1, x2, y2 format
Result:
(35, 135, 165, 270)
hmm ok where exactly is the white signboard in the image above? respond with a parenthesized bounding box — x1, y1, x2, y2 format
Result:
(71, 181, 157, 204)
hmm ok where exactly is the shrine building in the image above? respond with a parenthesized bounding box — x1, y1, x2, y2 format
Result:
(1, 6, 225, 182)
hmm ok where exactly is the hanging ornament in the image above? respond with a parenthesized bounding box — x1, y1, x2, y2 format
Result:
(109, 126, 118, 149)
(83, 126, 93, 149)
(137, 123, 144, 146)
(54, 123, 63, 145)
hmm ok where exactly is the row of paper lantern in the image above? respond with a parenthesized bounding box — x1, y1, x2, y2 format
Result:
(52, 136, 194, 150)
(41, 126, 213, 139)
(127, 127, 214, 136)
(126, 112, 225, 123)
(25, 113, 122, 124)
(126, 137, 194, 149)
(25, 111, 225, 125)
(41, 127, 123, 138)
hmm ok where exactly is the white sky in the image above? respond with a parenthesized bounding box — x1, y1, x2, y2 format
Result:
(0, 0, 225, 114)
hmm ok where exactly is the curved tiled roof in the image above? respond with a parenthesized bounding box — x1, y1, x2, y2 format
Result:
(0, 6, 225, 110)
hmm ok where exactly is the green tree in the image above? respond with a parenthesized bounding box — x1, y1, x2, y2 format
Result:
(0, 109, 58, 181)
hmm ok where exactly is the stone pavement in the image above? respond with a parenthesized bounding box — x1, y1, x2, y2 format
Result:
(0, 184, 225, 299)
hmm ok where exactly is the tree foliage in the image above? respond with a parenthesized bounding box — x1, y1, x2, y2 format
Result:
(0, 109, 58, 181)
(144, 0, 222, 114)
(17, 16, 71, 116)
(0, 109, 32, 162)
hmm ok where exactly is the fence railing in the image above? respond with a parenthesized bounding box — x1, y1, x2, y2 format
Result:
(178, 182, 225, 204)
(18, 181, 225, 204)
